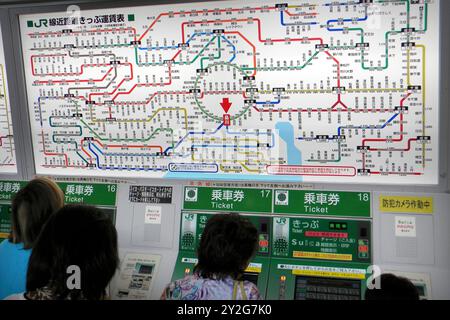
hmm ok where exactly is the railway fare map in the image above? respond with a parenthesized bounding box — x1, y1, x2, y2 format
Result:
(20, 0, 439, 183)
(0, 25, 17, 173)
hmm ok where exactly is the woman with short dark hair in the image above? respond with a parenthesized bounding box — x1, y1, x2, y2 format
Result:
(6, 205, 119, 300)
(0, 178, 64, 299)
(162, 213, 261, 300)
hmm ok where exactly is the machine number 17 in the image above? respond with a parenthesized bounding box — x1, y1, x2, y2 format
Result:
(260, 190, 271, 198)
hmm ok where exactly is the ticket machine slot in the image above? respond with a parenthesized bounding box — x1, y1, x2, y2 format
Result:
(257, 218, 270, 255)
(294, 276, 361, 301)
(279, 276, 286, 300)
(241, 272, 259, 286)
(357, 221, 371, 261)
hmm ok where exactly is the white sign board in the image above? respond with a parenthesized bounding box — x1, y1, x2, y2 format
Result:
(395, 216, 417, 238)
(144, 205, 162, 224)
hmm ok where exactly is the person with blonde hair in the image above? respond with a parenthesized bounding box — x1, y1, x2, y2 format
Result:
(0, 177, 64, 299)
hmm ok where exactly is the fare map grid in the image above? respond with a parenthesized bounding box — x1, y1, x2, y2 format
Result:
(20, 0, 439, 184)
(0, 25, 17, 173)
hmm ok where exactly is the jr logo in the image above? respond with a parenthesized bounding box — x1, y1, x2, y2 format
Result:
(28, 19, 48, 28)
(184, 214, 194, 221)
(275, 218, 287, 225)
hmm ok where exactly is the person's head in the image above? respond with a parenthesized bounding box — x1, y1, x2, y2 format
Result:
(194, 213, 258, 280)
(26, 205, 119, 300)
(365, 274, 420, 300)
(10, 177, 65, 248)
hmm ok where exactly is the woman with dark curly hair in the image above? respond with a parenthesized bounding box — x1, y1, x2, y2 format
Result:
(162, 213, 261, 300)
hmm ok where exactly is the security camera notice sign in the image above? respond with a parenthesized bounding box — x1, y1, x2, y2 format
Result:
(129, 186, 173, 204)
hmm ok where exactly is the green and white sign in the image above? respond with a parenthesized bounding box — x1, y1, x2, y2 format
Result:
(0, 180, 117, 206)
(59, 182, 117, 206)
(274, 190, 371, 218)
(0, 181, 27, 201)
(183, 187, 272, 213)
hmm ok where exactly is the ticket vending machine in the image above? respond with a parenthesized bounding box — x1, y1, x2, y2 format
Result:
(172, 212, 272, 297)
(172, 186, 372, 300)
(172, 186, 274, 297)
(267, 189, 372, 300)
(267, 217, 371, 300)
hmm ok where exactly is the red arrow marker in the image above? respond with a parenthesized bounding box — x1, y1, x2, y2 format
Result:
(220, 98, 232, 114)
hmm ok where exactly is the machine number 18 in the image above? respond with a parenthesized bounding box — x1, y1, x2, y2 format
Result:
(358, 193, 370, 202)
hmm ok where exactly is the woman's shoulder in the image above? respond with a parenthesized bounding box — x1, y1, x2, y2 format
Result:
(165, 274, 203, 289)
(0, 239, 11, 249)
(0, 240, 15, 255)
(172, 274, 201, 285)
(0, 241, 30, 260)
(242, 280, 262, 300)
(162, 274, 204, 300)
(0, 240, 26, 251)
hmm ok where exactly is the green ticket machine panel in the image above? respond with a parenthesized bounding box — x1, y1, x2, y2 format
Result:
(0, 204, 12, 243)
(176, 186, 372, 300)
(268, 217, 371, 300)
(173, 212, 272, 298)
